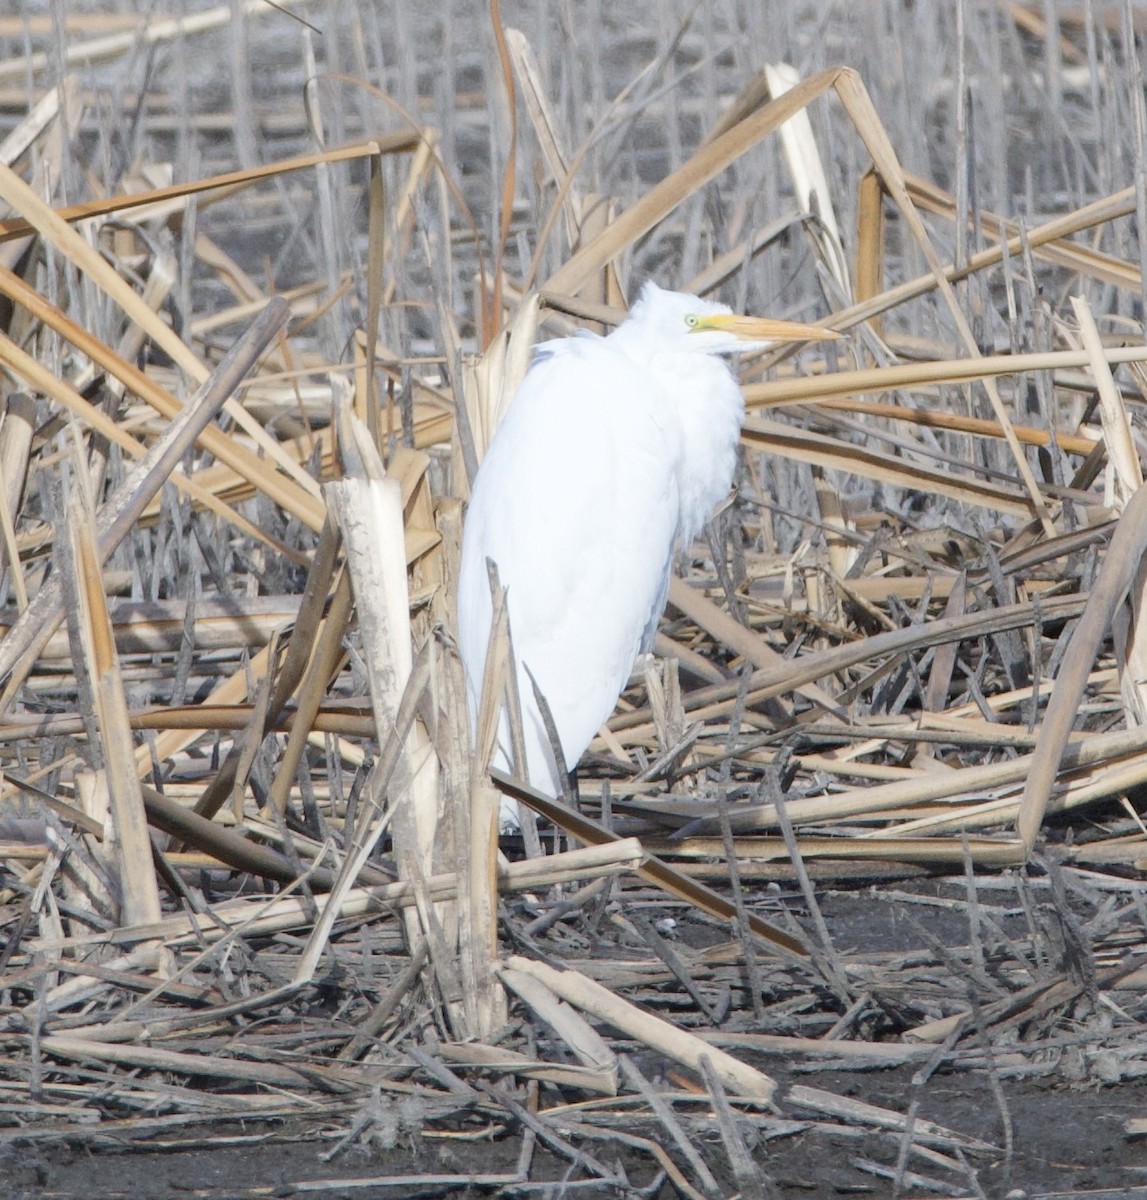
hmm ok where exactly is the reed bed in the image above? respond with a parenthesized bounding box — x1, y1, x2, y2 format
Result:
(0, 3, 1145, 1195)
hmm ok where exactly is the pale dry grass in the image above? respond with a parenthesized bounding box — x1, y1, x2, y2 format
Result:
(0, 3, 1146, 1195)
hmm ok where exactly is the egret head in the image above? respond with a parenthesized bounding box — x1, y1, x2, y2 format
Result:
(623, 281, 840, 356)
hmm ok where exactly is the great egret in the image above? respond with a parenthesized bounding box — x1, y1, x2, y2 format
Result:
(458, 282, 838, 799)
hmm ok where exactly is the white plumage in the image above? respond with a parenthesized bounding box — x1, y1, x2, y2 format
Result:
(458, 282, 836, 798)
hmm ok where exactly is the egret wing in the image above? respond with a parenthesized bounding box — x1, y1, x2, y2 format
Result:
(458, 336, 682, 792)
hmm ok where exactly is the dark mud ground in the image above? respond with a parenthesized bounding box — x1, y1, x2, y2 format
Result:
(6, 1071, 1144, 1199)
(6, 889, 1146, 1200)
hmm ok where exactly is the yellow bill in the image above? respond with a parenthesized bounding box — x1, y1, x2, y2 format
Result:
(691, 313, 841, 342)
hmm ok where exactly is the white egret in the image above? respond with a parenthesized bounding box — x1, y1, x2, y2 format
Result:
(458, 282, 838, 799)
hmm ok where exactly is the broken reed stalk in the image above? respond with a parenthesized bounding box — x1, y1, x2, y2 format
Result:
(66, 493, 162, 931)
(4, 12, 1147, 1194)
(0, 296, 290, 709)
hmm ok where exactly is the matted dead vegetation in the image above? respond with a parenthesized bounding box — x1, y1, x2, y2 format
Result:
(1, 3, 1146, 1197)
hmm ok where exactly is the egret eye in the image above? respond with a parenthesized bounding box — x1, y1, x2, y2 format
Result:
(685, 315, 699, 329)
